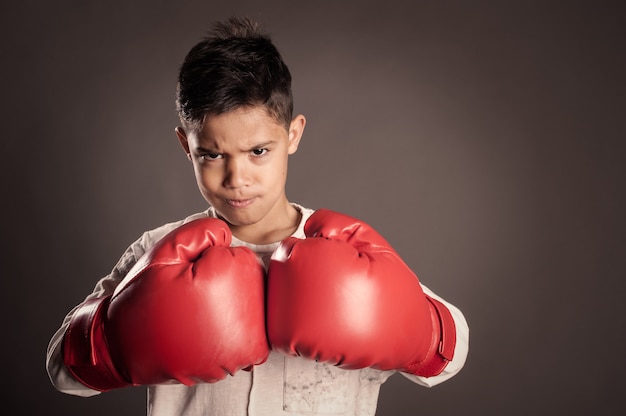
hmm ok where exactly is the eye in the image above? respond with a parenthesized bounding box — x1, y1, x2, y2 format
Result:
(200, 152, 223, 161)
(251, 148, 268, 157)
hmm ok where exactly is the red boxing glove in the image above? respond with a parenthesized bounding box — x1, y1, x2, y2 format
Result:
(62, 218, 269, 391)
(267, 209, 456, 377)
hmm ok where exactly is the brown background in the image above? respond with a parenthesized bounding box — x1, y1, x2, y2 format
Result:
(1, 1, 625, 414)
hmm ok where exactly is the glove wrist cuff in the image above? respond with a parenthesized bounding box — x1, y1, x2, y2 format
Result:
(62, 297, 129, 391)
(406, 295, 457, 377)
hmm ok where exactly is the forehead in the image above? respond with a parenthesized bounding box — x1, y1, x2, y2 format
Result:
(192, 106, 287, 147)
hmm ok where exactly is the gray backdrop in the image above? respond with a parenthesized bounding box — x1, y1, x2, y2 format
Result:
(2, 1, 624, 415)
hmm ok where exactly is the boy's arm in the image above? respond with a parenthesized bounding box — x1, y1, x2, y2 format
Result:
(46, 248, 141, 396)
(45, 223, 178, 396)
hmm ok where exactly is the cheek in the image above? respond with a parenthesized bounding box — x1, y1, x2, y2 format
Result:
(267, 159, 288, 185)
(194, 166, 218, 190)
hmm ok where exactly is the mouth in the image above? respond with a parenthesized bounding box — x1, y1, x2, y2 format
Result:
(224, 198, 256, 208)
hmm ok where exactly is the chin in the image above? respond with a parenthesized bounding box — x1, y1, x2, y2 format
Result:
(216, 208, 261, 228)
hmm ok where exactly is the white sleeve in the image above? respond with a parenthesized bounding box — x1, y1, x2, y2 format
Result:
(399, 284, 470, 388)
(45, 217, 191, 396)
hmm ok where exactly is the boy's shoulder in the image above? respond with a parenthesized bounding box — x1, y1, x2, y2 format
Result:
(137, 210, 211, 249)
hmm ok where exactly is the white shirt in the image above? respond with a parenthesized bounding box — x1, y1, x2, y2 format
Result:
(47, 204, 469, 415)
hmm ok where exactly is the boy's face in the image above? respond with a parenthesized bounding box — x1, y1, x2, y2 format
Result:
(176, 106, 305, 237)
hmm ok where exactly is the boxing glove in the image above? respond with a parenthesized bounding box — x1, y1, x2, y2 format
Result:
(267, 209, 456, 377)
(62, 218, 269, 391)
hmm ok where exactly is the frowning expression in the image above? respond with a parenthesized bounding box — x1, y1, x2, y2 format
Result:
(176, 106, 305, 230)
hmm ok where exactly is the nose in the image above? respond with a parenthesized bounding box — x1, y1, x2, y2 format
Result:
(223, 157, 250, 189)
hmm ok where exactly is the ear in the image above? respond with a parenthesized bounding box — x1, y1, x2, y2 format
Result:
(175, 127, 192, 160)
(287, 114, 306, 155)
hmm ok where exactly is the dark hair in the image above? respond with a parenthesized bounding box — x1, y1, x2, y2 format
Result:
(176, 17, 293, 131)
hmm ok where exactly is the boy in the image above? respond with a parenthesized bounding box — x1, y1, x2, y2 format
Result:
(46, 17, 469, 415)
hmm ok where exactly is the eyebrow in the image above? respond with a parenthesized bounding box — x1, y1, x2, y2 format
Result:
(247, 141, 275, 150)
(195, 141, 276, 154)
(194, 145, 219, 154)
